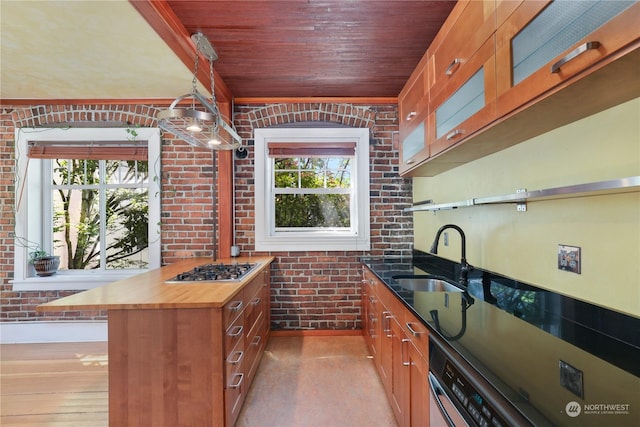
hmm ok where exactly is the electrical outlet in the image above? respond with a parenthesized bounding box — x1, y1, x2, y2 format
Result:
(444, 232, 449, 246)
(558, 244, 581, 274)
(560, 360, 584, 398)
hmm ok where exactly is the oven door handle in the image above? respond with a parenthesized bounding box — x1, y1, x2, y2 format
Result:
(429, 372, 465, 427)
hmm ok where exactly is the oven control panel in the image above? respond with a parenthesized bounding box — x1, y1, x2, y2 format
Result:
(442, 360, 508, 427)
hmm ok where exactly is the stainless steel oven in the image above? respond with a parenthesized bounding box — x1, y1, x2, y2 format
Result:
(429, 337, 534, 427)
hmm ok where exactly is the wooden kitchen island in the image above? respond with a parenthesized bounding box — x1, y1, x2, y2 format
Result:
(38, 256, 274, 427)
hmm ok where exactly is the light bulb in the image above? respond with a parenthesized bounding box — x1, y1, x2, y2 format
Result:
(186, 119, 202, 133)
(208, 135, 222, 146)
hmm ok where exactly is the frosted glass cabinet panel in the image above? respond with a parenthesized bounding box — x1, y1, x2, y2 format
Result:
(435, 69, 485, 140)
(402, 122, 426, 164)
(512, 0, 635, 86)
(495, 0, 640, 117)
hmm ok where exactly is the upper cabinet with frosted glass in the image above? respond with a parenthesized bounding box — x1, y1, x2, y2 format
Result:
(399, 0, 640, 177)
(398, 52, 429, 176)
(495, 0, 640, 117)
(426, 0, 497, 159)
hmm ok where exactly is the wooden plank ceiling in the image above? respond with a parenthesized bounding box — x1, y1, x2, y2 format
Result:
(154, 1, 456, 99)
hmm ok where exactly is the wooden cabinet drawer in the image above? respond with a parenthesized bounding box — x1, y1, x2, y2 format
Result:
(224, 294, 244, 329)
(429, 0, 496, 101)
(495, 0, 640, 117)
(402, 309, 429, 360)
(225, 313, 244, 354)
(244, 291, 263, 337)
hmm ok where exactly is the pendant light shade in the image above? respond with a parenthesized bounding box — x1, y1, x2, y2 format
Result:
(157, 33, 242, 150)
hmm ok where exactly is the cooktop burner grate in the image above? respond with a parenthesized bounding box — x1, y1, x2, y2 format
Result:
(167, 262, 258, 283)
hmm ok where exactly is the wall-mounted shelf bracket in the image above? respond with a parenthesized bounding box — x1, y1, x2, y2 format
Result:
(406, 176, 640, 213)
(516, 189, 527, 212)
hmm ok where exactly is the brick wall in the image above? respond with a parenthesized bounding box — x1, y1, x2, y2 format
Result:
(233, 103, 413, 330)
(0, 102, 413, 330)
(0, 104, 218, 322)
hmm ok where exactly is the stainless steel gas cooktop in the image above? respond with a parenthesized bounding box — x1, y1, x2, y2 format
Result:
(166, 262, 258, 283)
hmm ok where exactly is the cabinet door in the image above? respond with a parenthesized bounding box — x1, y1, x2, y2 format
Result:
(399, 120, 429, 176)
(495, 0, 640, 117)
(390, 318, 410, 426)
(428, 35, 497, 157)
(399, 65, 428, 135)
(398, 60, 430, 176)
(429, 0, 497, 102)
(408, 343, 429, 427)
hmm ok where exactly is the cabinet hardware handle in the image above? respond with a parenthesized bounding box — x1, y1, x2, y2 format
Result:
(228, 301, 243, 311)
(369, 313, 377, 323)
(228, 373, 244, 389)
(227, 325, 243, 337)
(252, 335, 261, 346)
(445, 58, 462, 76)
(406, 322, 422, 337)
(227, 350, 244, 365)
(405, 159, 415, 165)
(405, 111, 417, 121)
(383, 311, 393, 337)
(402, 338, 411, 366)
(551, 41, 600, 74)
(446, 129, 464, 141)
(252, 297, 260, 306)
(369, 296, 376, 304)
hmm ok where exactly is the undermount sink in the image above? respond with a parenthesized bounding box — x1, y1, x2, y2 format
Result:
(391, 275, 463, 293)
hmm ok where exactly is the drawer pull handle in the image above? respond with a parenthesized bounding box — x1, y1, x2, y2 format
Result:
(368, 295, 376, 304)
(402, 338, 411, 366)
(252, 297, 261, 306)
(445, 58, 462, 76)
(228, 373, 244, 389)
(252, 335, 261, 346)
(446, 129, 464, 141)
(405, 159, 415, 165)
(551, 41, 600, 74)
(406, 322, 422, 337)
(382, 311, 392, 337)
(228, 301, 243, 311)
(227, 350, 244, 365)
(405, 111, 417, 121)
(227, 325, 244, 337)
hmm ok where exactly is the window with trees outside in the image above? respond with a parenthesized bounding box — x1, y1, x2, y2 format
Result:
(254, 127, 370, 251)
(14, 128, 161, 290)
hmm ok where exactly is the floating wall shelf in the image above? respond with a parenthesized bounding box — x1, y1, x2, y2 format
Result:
(406, 176, 640, 212)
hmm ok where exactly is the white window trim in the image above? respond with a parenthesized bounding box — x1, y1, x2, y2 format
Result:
(13, 127, 162, 291)
(254, 127, 370, 251)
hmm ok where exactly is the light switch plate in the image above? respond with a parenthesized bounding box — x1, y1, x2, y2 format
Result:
(558, 244, 581, 274)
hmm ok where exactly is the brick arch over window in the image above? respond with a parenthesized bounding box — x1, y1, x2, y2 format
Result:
(9, 104, 160, 128)
(237, 103, 377, 135)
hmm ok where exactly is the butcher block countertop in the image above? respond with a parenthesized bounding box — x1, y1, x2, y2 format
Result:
(37, 256, 275, 311)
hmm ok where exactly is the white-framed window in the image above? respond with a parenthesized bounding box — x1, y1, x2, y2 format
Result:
(13, 127, 161, 290)
(254, 127, 370, 251)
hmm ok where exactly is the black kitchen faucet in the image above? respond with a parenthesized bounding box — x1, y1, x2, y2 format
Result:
(429, 224, 471, 288)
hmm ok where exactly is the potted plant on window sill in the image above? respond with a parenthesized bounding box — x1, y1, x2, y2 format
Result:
(29, 249, 60, 277)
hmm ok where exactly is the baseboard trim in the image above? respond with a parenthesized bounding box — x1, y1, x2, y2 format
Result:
(0, 321, 108, 344)
(270, 329, 364, 337)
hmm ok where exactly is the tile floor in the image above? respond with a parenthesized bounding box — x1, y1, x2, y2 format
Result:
(237, 335, 398, 427)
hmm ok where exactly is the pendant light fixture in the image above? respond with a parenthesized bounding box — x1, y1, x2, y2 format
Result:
(157, 32, 242, 150)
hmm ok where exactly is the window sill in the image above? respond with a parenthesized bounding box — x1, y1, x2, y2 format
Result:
(11, 270, 144, 291)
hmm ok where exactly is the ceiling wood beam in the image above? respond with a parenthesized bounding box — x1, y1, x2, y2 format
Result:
(129, 0, 234, 105)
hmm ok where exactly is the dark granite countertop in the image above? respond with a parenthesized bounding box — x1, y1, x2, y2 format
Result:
(362, 251, 640, 427)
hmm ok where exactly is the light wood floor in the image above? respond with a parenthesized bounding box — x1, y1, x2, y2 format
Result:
(1, 336, 396, 427)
